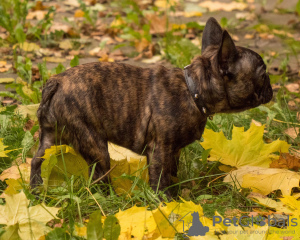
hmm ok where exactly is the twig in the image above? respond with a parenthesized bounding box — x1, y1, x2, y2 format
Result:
(273, 118, 300, 126)
(85, 187, 106, 216)
(207, 172, 231, 187)
(91, 164, 117, 185)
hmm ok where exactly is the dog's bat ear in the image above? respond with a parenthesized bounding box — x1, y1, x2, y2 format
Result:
(201, 17, 223, 53)
(218, 30, 238, 71)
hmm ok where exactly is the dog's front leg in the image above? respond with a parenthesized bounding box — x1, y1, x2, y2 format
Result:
(146, 145, 177, 196)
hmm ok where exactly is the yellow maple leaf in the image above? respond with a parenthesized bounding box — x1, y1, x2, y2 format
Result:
(116, 205, 157, 239)
(0, 159, 31, 182)
(201, 123, 290, 168)
(224, 166, 300, 195)
(41, 145, 89, 189)
(279, 195, 300, 216)
(109, 143, 148, 195)
(249, 194, 293, 214)
(0, 138, 16, 157)
(0, 192, 60, 240)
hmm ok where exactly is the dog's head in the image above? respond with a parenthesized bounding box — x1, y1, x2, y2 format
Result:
(187, 17, 273, 114)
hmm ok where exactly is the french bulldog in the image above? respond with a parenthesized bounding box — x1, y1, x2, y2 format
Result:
(30, 17, 273, 195)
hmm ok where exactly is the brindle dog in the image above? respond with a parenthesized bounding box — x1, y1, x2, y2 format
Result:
(30, 17, 273, 195)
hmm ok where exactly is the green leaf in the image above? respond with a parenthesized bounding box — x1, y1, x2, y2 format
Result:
(21, 131, 34, 161)
(0, 224, 20, 240)
(40, 145, 89, 189)
(87, 210, 103, 240)
(220, 17, 228, 28)
(55, 63, 66, 74)
(70, 56, 79, 68)
(41, 154, 58, 190)
(103, 216, 120, 240)
(38, 62, 49, 83)
(46, 228, 70, 240)
(297, 0, 300, 15)
(14, 24, 26, 44)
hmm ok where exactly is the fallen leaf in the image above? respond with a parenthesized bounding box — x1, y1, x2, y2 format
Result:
(59, 40, 73, 50)
(154, 0, 178, 8)
(4, 178, 23, 195)
(0, 138, 16, 157)
(249, 194, 293, 214)
(235, 12, 256, 21)
(251, 119, 262, 126)
(232, 35, 239, 42)
(198, 1, 247, 12)
(0, 78, 14, 83)
(285, 83, 299, 93)
(109, 49, 128, 62)
(288, 100, 297, 110)
(259, 33, 274, 40)
(109, 143, 148, 195)
(184, 11, 203, 18)
(16, 104, 40, 121)
(41, 145, 89, 189)
(224, 166, 300, 195)
(89, 47, 101, 56)
(135, 38, 151, 53)
(49, 23, 71, 33)
(285, 127, 299, 139)
(19, 42, 40, 52)
(43, 57, 66, 63)
(270, 153, 300, 171)
(63, 0, 80, 7)
(98, 53, 114, 62)
(244, 33, 255, 39)
(272, 29, 293, 38)
(26, 10, 47, 20)
(32, 1, 47, 11)
(0, 192, 60, 240)
(200, 123, 290, 168)
(145, 14, 171, 34)
(141, 55, 162, 63)
(279, 195, 300, 216)
(0, 160, 31, 182)
(74, 9, 85, 18)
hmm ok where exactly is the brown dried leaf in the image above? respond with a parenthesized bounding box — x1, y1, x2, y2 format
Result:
(98, 53, 114, 62)
(135, 38, 150, 53)
(285, 83, 299, 93)
(43, 57, 66, 63)
(145, 14, 171, 34)
(259, 33, 274, 40)
(244, 33, 255, 39)
(26, 11, 47, 20)
(32, 1, 47, 11)
(199, 1, 247, 12)
(285, 127, 299, 139)
(251, 119, 262, 126)
(270, 153, 300, 171)
(74, 9, 85, 18)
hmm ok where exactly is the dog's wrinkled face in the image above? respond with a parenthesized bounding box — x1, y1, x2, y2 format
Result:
(221, 46, 273, 113)
(198, 17, 273, 114)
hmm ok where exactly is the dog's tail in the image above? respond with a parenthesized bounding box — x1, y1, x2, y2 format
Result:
(37, 78, 59, 120)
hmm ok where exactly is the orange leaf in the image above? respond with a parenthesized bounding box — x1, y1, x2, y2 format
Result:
(74, 9, 85, 18)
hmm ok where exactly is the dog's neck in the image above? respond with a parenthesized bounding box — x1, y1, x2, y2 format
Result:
(185, 49, 230, 114)
(183, 64, 214, 119)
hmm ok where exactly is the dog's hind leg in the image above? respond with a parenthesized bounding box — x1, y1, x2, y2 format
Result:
(70, 124, 110, 183)
(30, 127, 56, 188)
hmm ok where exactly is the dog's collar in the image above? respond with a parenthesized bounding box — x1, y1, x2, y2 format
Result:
(184, 65, 214, 120)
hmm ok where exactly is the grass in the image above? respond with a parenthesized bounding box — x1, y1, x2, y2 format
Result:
(1, 0, 300, 238)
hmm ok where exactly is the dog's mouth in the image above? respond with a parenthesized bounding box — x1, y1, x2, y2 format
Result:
(254, 75, 273, 106)
(254, 86, 273, 105)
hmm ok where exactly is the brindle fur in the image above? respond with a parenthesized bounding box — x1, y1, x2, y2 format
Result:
(30, 18, 273, 194)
